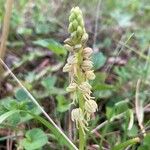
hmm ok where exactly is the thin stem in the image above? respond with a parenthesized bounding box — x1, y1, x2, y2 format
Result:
(78, 90, 85, 150)
(0, 0, 14, 74)
(0, 0, 14, 59)
(77, 49, 85, 150)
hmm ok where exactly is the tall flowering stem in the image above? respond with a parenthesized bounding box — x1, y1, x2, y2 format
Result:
(63, 7, 98, 150)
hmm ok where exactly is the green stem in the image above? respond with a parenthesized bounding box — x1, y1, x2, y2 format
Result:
(79, 129, 84, 150)
(77, 48, 85, 150)
(79, 92, 85, 150)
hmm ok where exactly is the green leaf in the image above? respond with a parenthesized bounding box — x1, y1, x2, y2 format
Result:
(92, 52, 106, 70)
(115, 100, 129, 114)
(42, 76, 57, 90)
(94, 90, 112, 99)
(22, 128, 48, 150)
(143, 134, 150, 147)
(111, 10, 133, 27)
(138, 145, 149, 150)
(127, 125, 138, 137)
(56, 95, 70, 112)
(0, 98, 41, 125)
(27, 112, 77, 150)
(106, 106, 115, 120)
(15, 88, 29, 101)
(33, 39, 66, 55)
(0, 110, 77, 149)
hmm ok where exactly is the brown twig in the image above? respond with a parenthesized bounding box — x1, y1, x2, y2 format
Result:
(0, 0, 14, 59)
(0, 0, 14, 75)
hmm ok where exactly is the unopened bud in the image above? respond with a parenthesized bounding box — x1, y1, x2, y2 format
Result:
(72, 20, 78, 30)
(73, 7, 82, 17)
(77, 15, 84, 27)
(81, 33, 88, 43)
(69, 13, 76, 22)
(71, 31, 77, 40)
(68, 23, 74, 33)
(77, 26, 83, 37)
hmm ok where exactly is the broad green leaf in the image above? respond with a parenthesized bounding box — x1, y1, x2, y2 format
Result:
(138, 145, 149, 150)
(143, 134, 150, 147)
(27, 111, 77, 150)
(42, 76, 57, 90)
(92, 52, 106, 70)
(106, 106, 115, 120)
(0, 98, 41, 124)
(94, 90, 112, 99)
(115, 100, 129, 114)
(111, 10, 133, 27)
(56, 95, 70, 112)
(15, 88, 29, 101)
(33, 39, 66, 55)
(127, 125, 138, 137)
(22, 128, 48, 150)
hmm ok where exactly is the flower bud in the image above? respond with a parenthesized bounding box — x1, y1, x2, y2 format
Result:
(82, 60, 93, 71)
(79, 82, 92, 94)
(72, 20, 78, 30)
(71, 108, 84, 122)
(73, 7, 82, 17)
(71, 31, 77, 40)
(83, 47, 93, 58)
(85, 70, 95, 80)
(77, 15, 84, 27)
(68, 23, 74, 33)
(69, 13, 76, 22)
(77, 26, 83, 37)
(85, 100, 98, 113)
(81, 33, 88, 43)
(70, 7, 75, 13)
(66, 82, 77, 92)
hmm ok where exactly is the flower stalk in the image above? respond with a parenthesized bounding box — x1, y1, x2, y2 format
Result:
(63, 6, 98, 150)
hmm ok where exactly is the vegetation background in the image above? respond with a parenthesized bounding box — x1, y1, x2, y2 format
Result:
(0, 0, 150, 149)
